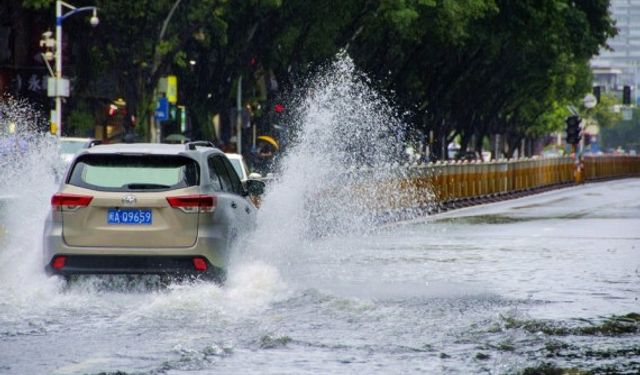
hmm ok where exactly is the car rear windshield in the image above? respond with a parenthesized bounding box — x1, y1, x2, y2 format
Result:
(68, 154, 199, 191)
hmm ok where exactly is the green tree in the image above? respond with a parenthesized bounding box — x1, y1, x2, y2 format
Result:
(349, 0, 615, 159)
(588, 92, 622, 130)
(21, 0, 616, 152)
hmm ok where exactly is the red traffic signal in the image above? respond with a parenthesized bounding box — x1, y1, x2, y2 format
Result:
(274, 103, 285, 113)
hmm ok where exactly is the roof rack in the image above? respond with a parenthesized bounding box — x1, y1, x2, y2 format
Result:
(185, 141, 215, 151)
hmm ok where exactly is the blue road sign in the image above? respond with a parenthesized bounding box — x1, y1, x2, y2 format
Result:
(155, 97, 169, 121)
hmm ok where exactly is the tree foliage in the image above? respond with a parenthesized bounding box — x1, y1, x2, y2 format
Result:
(588, 93, 622, 130)
(349, 0, 616, 158)
(20, 0, 616, 156)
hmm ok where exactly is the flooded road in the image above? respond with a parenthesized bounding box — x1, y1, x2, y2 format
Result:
(1, 179, 638, 374)
(1, 60, 638, 374)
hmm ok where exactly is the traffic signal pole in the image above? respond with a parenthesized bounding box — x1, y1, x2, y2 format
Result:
(571, 143, 584, 184)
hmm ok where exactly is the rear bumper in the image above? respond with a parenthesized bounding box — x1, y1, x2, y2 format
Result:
(43, 218, 231, 280)
(45, 254, 225, 281)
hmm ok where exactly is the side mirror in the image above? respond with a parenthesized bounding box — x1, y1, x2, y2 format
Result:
(248, 172, 262, 180)
(245, 179, 265, 196)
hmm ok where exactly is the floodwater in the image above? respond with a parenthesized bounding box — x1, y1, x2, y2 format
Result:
(1, 179, 638, 374)
(1, 58, 639, 374)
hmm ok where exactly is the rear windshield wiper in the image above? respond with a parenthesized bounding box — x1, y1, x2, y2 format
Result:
(122, 183, 172, 190)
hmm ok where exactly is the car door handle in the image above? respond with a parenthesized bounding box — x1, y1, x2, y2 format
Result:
(231, 202, 237, 209)
(245, 206, 251, 214)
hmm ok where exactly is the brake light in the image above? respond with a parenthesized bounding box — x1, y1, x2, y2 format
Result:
(51, 193, 93, 210)
(166, 194, 216, 213)
(192, 257, 208, 271)
(51, 256, 66, 269)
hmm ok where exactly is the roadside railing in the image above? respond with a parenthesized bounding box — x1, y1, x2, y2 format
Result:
(583, 155, 640, 181)
(263, 155, 640, 216)
(387, 155, 640, 210)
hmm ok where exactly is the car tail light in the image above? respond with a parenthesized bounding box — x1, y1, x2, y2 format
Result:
(166, 194, 216, 213)
(51, 256, 66, 270)
(192, 257, 208, 271)
(51, 193, 93, 211)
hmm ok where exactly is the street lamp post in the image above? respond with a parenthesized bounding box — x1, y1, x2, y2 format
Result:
(47, 1, 99, 137)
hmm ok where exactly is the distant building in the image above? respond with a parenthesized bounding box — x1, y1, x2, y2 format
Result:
(591, 0, 640, 96)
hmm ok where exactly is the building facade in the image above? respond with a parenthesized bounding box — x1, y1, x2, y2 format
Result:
(591, 0, 640, 97)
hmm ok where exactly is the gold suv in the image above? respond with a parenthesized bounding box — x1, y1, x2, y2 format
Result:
(43, 141, 264, 282)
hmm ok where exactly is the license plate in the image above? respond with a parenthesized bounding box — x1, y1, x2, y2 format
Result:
(107, 209, 152, 225)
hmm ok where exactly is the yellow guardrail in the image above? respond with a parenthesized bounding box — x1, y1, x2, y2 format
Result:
(429, 155, 640, 203)
(583, 155, 640, 181)
(363, 155, 640, 212)
(419, 157, 575, 203)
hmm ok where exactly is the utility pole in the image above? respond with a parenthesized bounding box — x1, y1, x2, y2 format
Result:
(42, 1, 99, 137)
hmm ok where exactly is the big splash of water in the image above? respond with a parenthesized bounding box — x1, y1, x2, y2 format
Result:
(0, 98, 62, 289)
(0, 57, 440, 375)
(0, 97, 288, 317)
(234, 54, 426, 272)
(0, 54, 427, 300)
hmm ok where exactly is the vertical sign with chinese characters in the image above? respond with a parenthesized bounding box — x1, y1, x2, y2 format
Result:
(167, 75, 178, 104)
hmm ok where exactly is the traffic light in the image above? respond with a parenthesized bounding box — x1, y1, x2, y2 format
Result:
(593, 86, 601, 103)
(623, 85, 631, 105)
(565, 115, 581, 145)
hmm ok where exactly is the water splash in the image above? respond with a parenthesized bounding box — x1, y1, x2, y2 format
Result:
(0, 54, 429, 299)
(0, 97, 289, 317)
(234, 53, 428, 271)
(0, 97, 65, 302)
